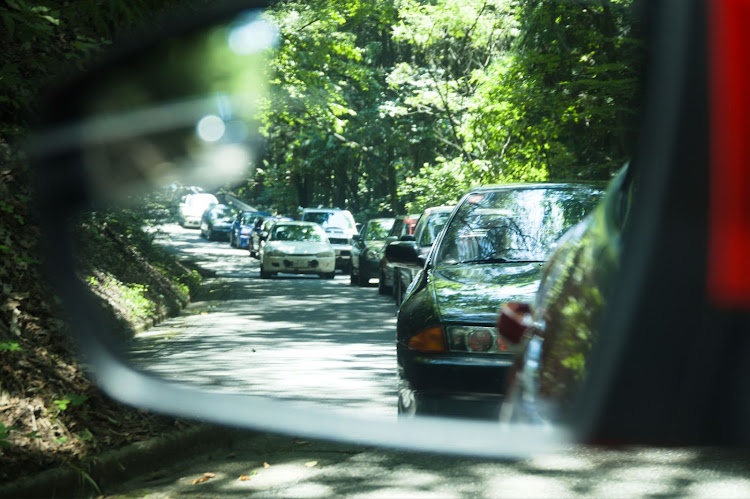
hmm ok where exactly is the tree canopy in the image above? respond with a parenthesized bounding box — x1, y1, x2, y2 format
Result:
(249, 0, 643, 218)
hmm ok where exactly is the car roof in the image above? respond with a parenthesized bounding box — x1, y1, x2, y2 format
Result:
(424, 206, 455, 213)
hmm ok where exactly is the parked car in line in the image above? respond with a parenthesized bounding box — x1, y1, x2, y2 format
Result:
(391, 206, 454, 305)
(200, 204, 236, 241)
(349, 218, 395, 287)
(259, 221, 336, 279)
(377, 214, 420, 296)
(497, 167, 632, 425)
(387, 184, 603, 418)
(178, 192, 218, 228)
(230, 210, 271, 249)
(250, 216, 292, 258)
(300, 208, 358, 271)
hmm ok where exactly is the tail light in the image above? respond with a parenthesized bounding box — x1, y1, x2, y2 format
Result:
(446, 325, 519, 354)
(468, 329, 492, 351)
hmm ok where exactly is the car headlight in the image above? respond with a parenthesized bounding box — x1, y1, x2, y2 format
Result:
(446, 325, 519, 354)
(265, 250, 284, 257)
(316, 251, 333, 257)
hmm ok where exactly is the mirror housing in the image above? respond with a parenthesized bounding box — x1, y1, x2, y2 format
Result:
(385, 240, 421, 269)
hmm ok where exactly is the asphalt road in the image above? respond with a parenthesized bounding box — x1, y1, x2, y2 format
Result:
(103, 431, 750, 498)
(128, 223, 399, 419)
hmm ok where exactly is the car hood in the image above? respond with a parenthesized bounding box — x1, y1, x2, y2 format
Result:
(266, 241, 333, 254)
(431, 262, 544, 324)
(181, 206, 207, 216)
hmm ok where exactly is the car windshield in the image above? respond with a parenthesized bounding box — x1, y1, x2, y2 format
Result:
(304, 212, 355, 231)
(435, 187, 602, 265)
(210, 205, 234, 221)
(417, 211, 452, 247)
(364, 219, 394, 241)
(186, 194, 216, 207)
(272, 224, 327, 242)
(241, 213, 256, 225)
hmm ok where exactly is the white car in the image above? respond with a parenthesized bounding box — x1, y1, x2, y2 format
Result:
(259, 221, 336, 279)
(178, 193, 218, 228)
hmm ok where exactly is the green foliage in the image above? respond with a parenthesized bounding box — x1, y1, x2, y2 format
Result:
(0, 422, 21, 448)
(92, 274, 156, 321)
(52, 393, 89, 415)
(252, 0, 641, 217)
(0, 341, 21, 352)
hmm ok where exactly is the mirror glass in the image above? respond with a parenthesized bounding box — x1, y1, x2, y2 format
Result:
(61, 0, 644, 426)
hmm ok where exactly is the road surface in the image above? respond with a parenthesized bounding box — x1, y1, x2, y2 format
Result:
(128, 223, 398, 419)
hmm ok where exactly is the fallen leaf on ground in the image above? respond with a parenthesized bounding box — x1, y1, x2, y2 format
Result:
(191, 473, 216, 485)
(239, 475, 251, 481)
(263, 462, 271, 469)
(304, 461, 318, 468)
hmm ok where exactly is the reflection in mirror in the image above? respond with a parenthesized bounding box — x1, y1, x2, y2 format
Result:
(77, 10, 275, 199)
(67, 0, 644, 428)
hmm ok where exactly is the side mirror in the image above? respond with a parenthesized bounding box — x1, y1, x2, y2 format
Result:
(385, 240, 421, 268)
(496, 302, 533, 344)
(399, 234, 416, 242)
(352, 233, 361, 242)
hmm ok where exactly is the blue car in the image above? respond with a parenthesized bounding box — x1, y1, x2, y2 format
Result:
(230, 211, 271, 249)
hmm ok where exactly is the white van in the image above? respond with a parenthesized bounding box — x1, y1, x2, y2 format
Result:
(300, 208, 358, 271)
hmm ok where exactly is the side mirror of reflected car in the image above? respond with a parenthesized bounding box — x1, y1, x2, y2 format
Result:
(385, 240, 421, 268)
(496, 302, 533, 344)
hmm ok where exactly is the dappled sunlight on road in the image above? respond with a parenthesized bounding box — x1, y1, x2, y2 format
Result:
(107, 432, 750, 498)
(128, 223, 399, 419)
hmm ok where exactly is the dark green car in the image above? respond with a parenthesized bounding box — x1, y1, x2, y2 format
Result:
(389, 184, 603, 418)
(350, 218, 395, 286)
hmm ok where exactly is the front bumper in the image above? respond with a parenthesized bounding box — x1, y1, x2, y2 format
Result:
(264, 255, 335, 274)
(182, 216, 201, 228)
(361, 253, 382, 279)
(331, 244, 352, 270)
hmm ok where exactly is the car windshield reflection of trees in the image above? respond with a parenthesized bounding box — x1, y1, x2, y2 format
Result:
(365, 221, 393, 241)
(306, 213, 355, 231)
(437, 189, 602, 266)
(272, 225, 324, 242)
(419, 214, 451, 246)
